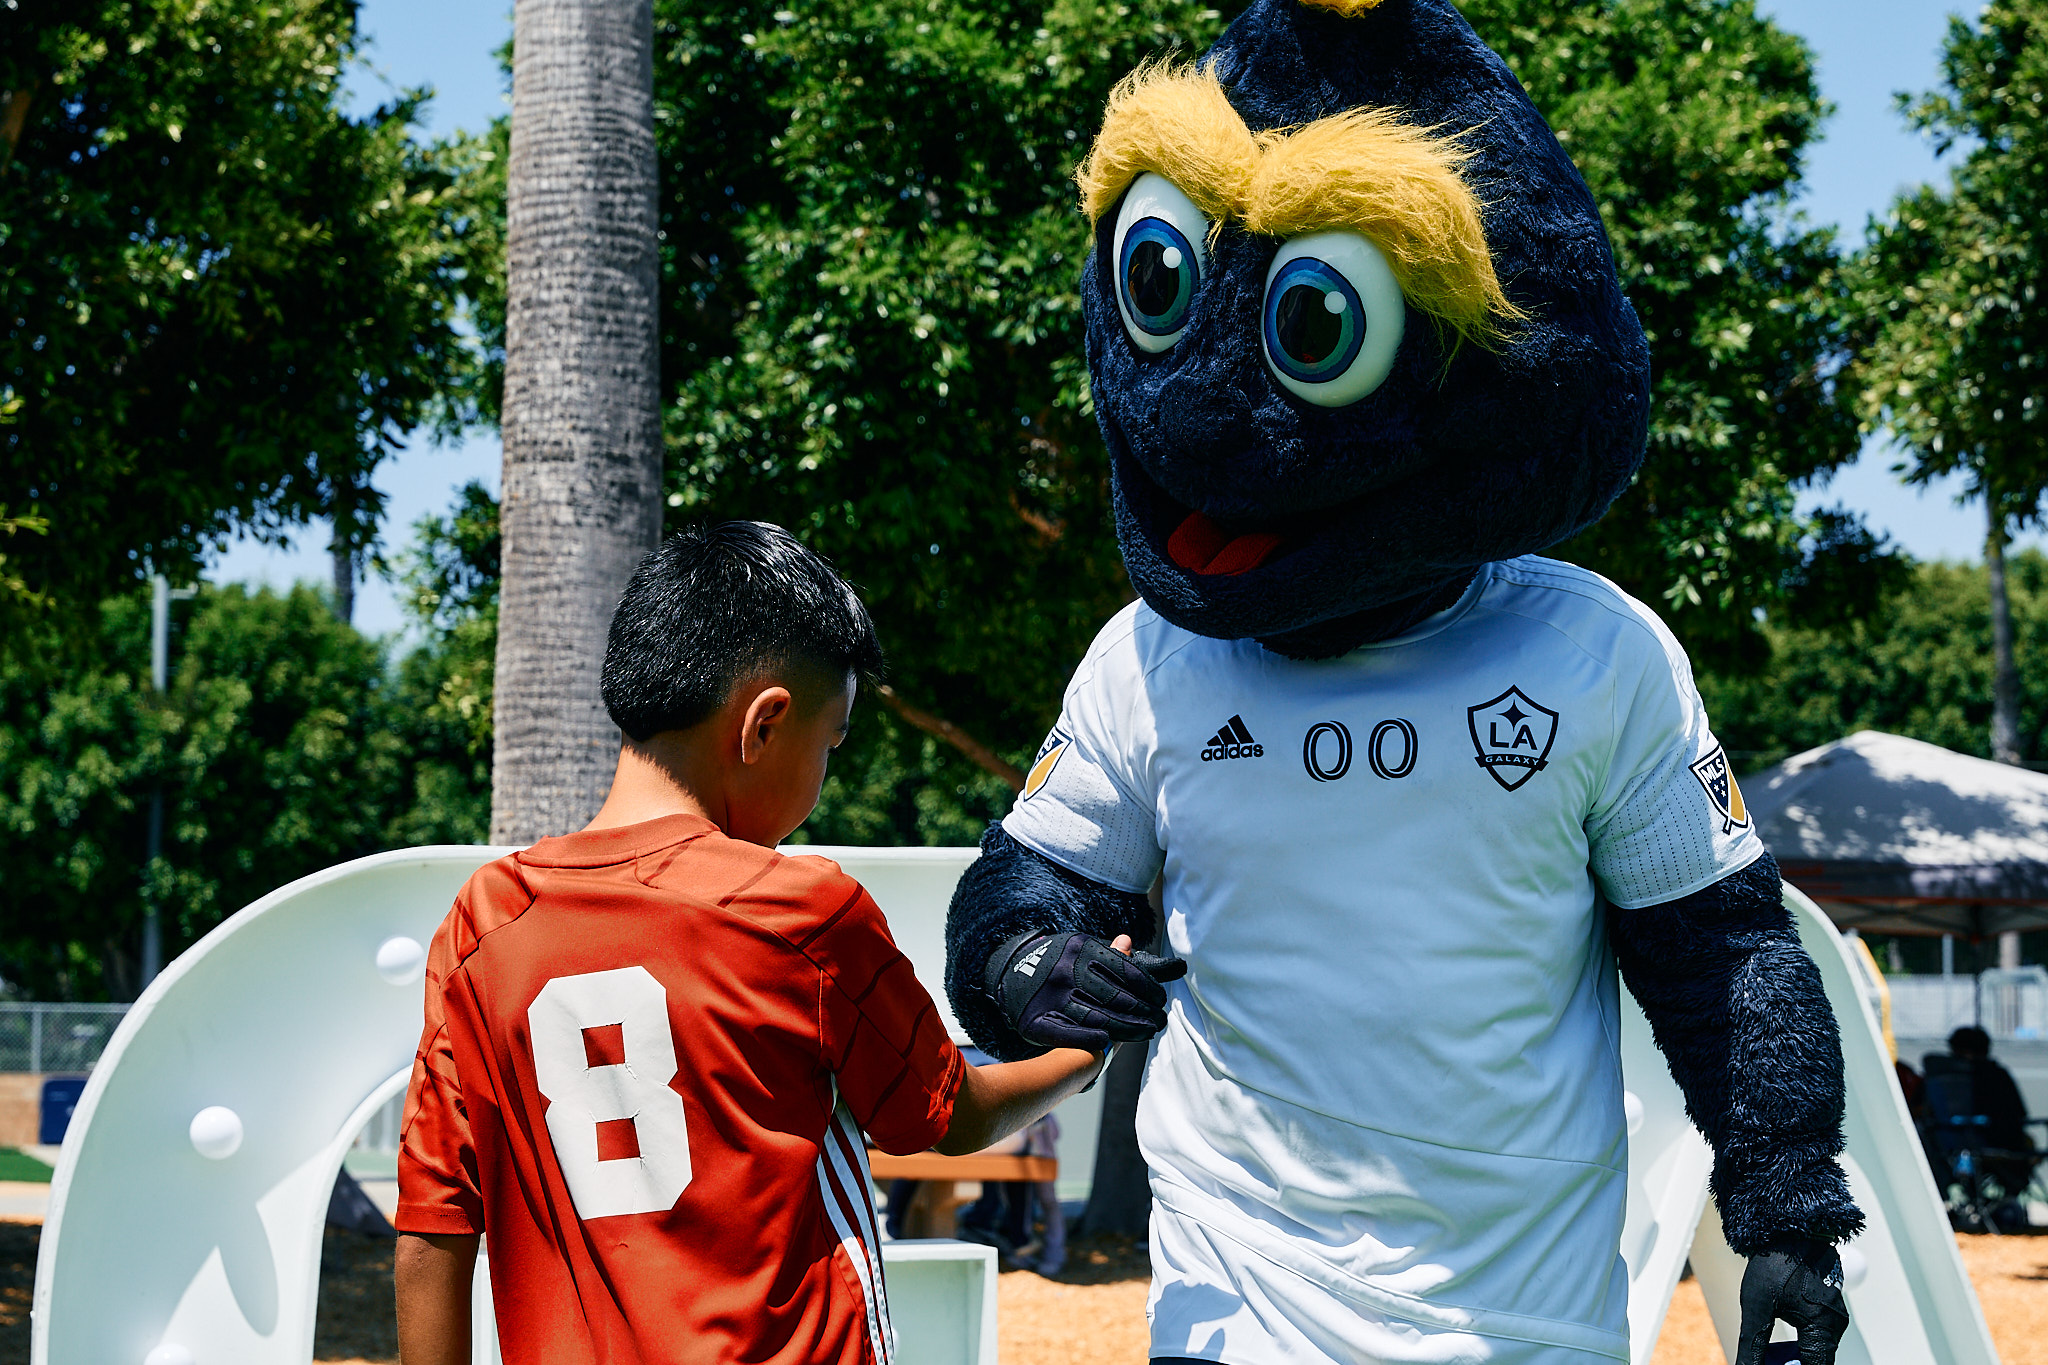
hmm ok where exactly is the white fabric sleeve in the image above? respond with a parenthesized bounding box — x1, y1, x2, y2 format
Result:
(1001, 632, 1164, 895)
(1589, 620, 1766, 910)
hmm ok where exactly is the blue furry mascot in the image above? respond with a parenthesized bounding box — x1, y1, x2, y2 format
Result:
(943, 2, 1863, 1361)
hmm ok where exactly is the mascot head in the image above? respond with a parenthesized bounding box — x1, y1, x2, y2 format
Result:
(1080, 0, 1651, 657)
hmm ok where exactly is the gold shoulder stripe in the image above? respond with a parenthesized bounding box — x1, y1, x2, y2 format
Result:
(1023, 741, 1068, 799)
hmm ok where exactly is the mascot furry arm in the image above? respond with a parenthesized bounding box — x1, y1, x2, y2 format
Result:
(947, 1, 1860, 1359)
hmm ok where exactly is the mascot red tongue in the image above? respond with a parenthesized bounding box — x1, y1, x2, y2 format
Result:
(946, 2, 1862, 1362)
(1165, 512, 1283, 575)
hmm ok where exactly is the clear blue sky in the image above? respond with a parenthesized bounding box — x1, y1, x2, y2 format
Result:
(208, 0, 2009, 636)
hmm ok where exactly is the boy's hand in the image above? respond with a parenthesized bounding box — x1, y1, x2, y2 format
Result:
(988, 930, 1187, 1053)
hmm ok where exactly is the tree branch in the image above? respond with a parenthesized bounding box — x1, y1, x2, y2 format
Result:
(2, 85, 37, 161)
(874, 685, 1024, 790)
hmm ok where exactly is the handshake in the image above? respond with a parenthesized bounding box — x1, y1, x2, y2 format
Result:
(986, 930, 1188, 1055)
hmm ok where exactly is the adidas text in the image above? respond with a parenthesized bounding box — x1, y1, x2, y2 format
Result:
(1201, 715, 1264, 762)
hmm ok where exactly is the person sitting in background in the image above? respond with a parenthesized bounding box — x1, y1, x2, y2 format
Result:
(1940, 1026, 2033, 1158)
(1924, 1025, 2037, 1229)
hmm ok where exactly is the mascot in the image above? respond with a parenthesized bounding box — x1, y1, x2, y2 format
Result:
(943, 2, 1864, 1361)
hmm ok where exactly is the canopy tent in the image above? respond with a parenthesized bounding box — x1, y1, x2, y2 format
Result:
(1745, 729, 2048, 936)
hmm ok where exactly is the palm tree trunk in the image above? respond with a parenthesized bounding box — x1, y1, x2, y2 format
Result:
(1987, 498, 2022, 765)
(492, 0, 664, 845)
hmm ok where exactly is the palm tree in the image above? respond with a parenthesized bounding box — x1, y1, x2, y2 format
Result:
(492, 0, 663, 844)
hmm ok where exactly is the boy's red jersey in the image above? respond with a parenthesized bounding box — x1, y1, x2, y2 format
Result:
(396, 813, 965, 1365)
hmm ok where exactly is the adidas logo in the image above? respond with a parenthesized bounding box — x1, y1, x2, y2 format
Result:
(1014, 940, 1053, 978)
(1200, 714, 1264, 762)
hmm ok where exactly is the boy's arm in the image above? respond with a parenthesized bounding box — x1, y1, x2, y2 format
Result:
(932, 929, 1133, 1152)
(395, 1231, 478, 1365)
(935, 1044, 1106, 1155)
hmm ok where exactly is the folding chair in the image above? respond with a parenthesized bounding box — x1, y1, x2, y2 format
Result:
(1921, 1054, 2043, 1233)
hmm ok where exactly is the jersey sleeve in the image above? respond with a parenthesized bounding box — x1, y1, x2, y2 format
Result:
(1000, 615, 1164, 893)
(1588, 616, 1766, 909)
(395, 905, 486, 1236)
(801, 872, 966, 1155)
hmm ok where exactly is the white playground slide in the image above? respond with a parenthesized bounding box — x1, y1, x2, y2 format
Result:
(1617, 882, 1999, 1364)
(34, 846, 1993, 1365)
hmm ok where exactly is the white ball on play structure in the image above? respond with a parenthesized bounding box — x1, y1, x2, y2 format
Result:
(1622, 1090, 1644, 1137)
(1839, 1243, 1868, 1289)
(188, 1105, 243, 1160)
(375, 935, 427, 986)
(144, 1342, 195, 1365)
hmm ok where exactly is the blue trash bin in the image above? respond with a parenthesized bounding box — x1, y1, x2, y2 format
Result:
(39, 1075, 87, 1145)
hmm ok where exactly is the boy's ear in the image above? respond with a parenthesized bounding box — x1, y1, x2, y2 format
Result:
(737, 684, 795, 765)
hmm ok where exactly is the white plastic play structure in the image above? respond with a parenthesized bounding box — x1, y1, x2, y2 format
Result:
(35, 845, 1999, 1365)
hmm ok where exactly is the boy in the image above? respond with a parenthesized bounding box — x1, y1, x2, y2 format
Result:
(392, 521, 1147, 1364)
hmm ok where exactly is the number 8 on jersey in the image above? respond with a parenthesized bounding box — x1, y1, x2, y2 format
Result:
(528, 966, 694, 1220)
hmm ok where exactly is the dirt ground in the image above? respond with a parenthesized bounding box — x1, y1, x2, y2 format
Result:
(1643, 1234, 2048, 1365)
(0, 1221, 2038, 1363)
(998, 1232, 2048, 1365)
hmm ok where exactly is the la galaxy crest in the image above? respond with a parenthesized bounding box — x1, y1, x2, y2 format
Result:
(1689, 745, 1750, 835)
(1467, 687, 1558, 792)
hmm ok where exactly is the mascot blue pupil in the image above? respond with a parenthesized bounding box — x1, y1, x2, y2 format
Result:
(1121, 217, 1197, 334)
(1266, 258, 1365, 381)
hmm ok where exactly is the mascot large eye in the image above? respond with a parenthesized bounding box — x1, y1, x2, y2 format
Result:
(1261, 231, 1406, 406)
(1113, 173, 1210, 353)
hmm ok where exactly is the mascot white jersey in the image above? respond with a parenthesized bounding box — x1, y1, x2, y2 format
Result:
(1008, 558, 1763, 1360)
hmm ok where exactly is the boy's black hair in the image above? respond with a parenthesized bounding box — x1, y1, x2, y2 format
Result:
(601, 521, 885, 742)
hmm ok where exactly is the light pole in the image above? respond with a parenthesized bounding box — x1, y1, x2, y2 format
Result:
(143, 574, 196, 987)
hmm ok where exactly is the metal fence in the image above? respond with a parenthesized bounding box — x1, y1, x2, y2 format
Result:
(1888, 967, 2048, 1041)
(0, 1003, 130, 1073)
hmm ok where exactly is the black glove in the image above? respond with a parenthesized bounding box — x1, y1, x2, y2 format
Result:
(986, 931, 1188, 1053)
(1736, 1237, 1850, 1365)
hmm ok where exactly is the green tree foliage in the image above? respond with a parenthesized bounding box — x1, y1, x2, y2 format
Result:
(386, 481, 500, 846)
(0, 490, 499, 1001)
(1846, 0, 2048, 760)
(655, 0, 1869, 766)
(1485, 0, 1883, 660)
(1852, 0, 2048, 505)
(0, 0, 494, 619)
(1, 585, 397, 998)
(1703, 552, 2048, 767)
(650, 0, 1233, 840)
(431, 1, 1877, 838)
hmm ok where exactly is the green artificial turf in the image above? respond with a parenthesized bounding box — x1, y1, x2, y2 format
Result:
(0, 1149, 53, 1183)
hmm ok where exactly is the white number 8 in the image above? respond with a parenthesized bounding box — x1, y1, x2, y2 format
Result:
(528, 966, 693, 1219)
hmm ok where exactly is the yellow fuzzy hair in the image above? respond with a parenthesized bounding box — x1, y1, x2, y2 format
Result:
(1077, 59, 1258, 230)
(1296, 0, 1387, 14)
(1075, 62, 1522, 348)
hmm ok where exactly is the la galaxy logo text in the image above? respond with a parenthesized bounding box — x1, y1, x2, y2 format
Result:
(1466, 687, 1559, 792)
